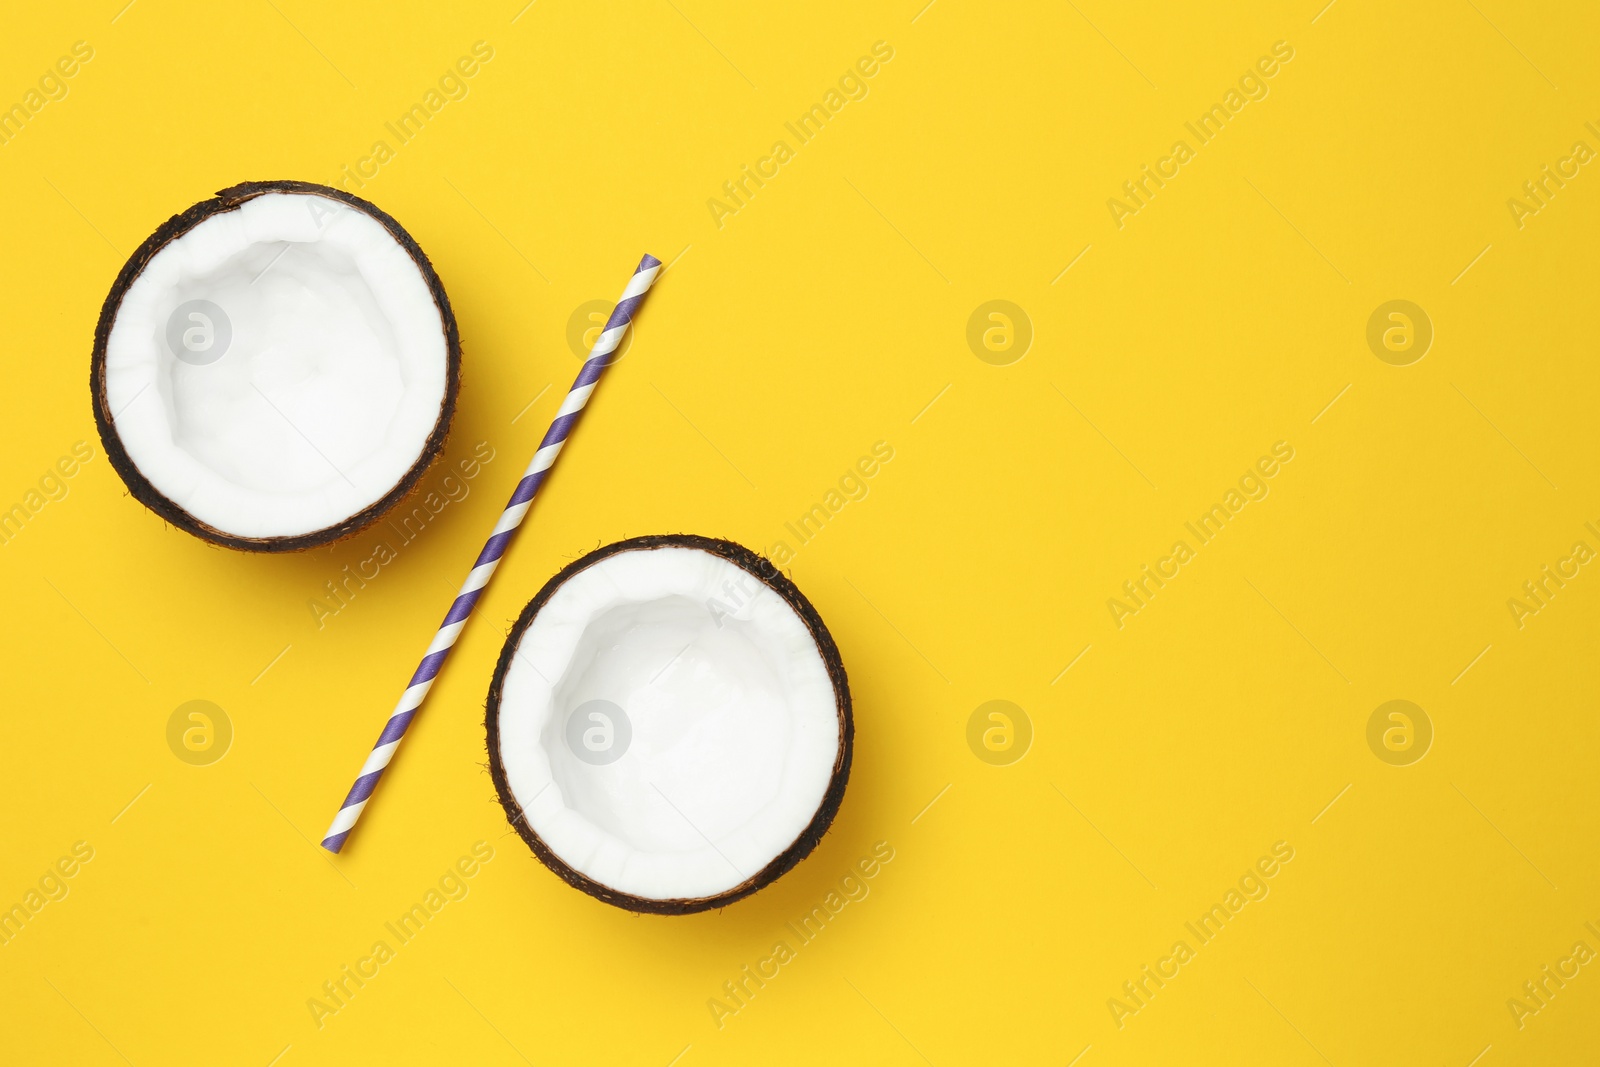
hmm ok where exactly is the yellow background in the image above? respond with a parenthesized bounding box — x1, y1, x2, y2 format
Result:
(3, 1, 1598, 1063)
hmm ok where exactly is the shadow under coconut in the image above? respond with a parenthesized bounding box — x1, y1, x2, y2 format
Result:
(162, 456, 491, 599)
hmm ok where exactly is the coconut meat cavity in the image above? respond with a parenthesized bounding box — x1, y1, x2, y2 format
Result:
(496, 545, 842, 903)
(100, 191, 449, 541)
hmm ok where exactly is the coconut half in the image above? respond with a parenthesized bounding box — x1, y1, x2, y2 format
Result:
(91, 180, 460, 551)
(487, 535, 852, 914)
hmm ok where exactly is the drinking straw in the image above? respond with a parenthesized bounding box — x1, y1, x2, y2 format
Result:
(321, 253, 663, 853)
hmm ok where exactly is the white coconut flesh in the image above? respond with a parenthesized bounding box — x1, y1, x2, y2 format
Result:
(101, 192, 449, 540)
(497, 546, 842, 902)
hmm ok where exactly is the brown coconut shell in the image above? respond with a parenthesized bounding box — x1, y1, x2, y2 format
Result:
(90, 179, 462, 552)
(486, 534, 854, 915)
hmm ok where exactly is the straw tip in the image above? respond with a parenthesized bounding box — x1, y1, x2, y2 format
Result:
(320, 832, 349, 854)
(639, 253, 663, 270)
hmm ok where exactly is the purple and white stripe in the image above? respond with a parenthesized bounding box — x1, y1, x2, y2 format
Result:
(321, 253, 663, 853)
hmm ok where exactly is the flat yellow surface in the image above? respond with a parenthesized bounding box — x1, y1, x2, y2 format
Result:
(3, 2, 1598, 1064)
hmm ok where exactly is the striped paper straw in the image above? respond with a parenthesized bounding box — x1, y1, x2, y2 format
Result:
(321, 253, 663, 853)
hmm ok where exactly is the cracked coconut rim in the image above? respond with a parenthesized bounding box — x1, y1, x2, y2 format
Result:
(91, 181, 460, 551)
(487, 535, 853, 915)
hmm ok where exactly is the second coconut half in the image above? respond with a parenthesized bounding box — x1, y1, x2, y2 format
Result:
(487, 534, 853, 914)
